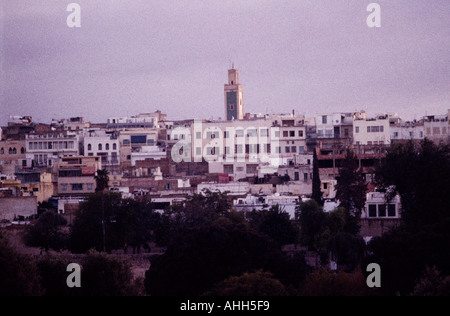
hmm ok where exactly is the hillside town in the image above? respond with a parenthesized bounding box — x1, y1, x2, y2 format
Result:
(1, 68, 448, 243)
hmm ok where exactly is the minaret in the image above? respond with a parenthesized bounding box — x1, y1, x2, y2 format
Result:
(224, 66, 244, 121)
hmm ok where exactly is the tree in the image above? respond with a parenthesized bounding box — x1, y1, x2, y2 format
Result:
(312, 149, 323, 205)
(37, 255, 81, 296)
(205, 270, 288, 296)
(70, 193, 159, 253)
(94, 169, 110, 192)
(365, 218, 450, 296)
(376, 140, 450, 231)
(155, 190, 233, 246)
(300, 269, 369, 296)
(81, 250, 141, 296)
(410, 266, 450, 296)
(335, 149, 367, 234)
(69, 192, 123, 253)
(297, 200, 327, 251)
(24, 211, 68, 252)
(145, 219, 305, 296)
(247, 205, 299, 247)
(0, 230, 43, 296)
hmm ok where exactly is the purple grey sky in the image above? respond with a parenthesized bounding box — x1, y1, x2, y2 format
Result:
(1, 0, 449, 125)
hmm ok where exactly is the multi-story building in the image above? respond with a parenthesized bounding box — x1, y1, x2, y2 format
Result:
(25, 133, 80, 168)
(423, 110, 449, 144)
(187, 113, 306, 180)
(390, 120, 425, 144)
(57, 156, 101, 196)
(353, 113, 400, 146)
(84, 130, 120, 175)
(0, 139, 27, 168)
(14, 172, 55, 203)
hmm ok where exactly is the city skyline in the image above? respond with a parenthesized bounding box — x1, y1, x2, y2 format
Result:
(1, 1, 449, 125)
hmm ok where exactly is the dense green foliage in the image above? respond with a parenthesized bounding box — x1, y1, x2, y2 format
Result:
(366, 140, 450, 295)
(205, 270, 288, 296)
(23, 211, 68, 252)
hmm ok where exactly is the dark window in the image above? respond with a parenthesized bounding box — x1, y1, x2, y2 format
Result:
(131, 136, 147, 144)
(378, 204, 387, 217)
(71, 184, 83, 191)
(388, 204, 396, 217)
(369, 205, 377, 218)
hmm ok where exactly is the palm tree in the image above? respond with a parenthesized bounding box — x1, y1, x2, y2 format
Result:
(94, 169, 110, 192)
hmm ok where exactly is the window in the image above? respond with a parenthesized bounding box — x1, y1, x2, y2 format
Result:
(283, 131, 289, 138)
(299, 146, 305, 153)
(304, 173, 308, 181)
(235, 145, 243, 154)
(224, 131, 230, 138)
(196, 132, 202, 139)
(368, 205, 377, 218)
(393, 132, 399, 138)
(196, 147, 202, 155)
(247, 165, 258, 174)
(247, 129, 257, 137)
(298, 130, 304, 137)
(123, 139, 130, 145)
(356, 127, 360, 133)
(98, 144, 103, 151)
(275, 147, 281, 154)
(378, 204, 387, 217)
(225, 147, 231, 155)
(229, 104, 235, 110)
(388, 204, 396, 217)
(224, 165, 234, 174)
(1, 148, 4, 155)
(290, 131, 295, 137)
(131, 136, 147, 144)
(71, 184, 83, 191)
(285, 147, 291, 153)
(106, 144, 110, 150)
(291, 146, 297, 153)
(235, 130, 244, 138)
(274, 131, 280, 138)
(344, 129, 349, 137)
(113, 143, 117, 150)
(61, 184, 67, 192)
(260, 129, 269, 137)
(88, 144, 92, 151)
(87, 184, 93, 191)
(295, 172, 299, 181)
(322, 116, 327, 124)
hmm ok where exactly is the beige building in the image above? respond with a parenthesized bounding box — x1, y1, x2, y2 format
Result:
(57, 156, 102, 196)
(423, 111, 449, 144)
(14, 172, 55, 203)
(0, 139, 27, 167)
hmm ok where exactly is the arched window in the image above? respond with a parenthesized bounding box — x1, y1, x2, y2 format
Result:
(21, 147, 25, 154)
(98, 144, 102, 151)
(0, 148, 4, 155)
(88, 144, 92, 151)
(113, 143, 117, 151)
(106, 144, 110, 151)
(12, 148, 17, 155)
(8, 148, 12, 155)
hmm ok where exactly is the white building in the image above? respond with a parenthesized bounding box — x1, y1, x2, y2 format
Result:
(423, 111, 449, 144)
(353, 114, 399, 146)
(26, 133, 79, 168)
(84, 131, 120, 175)
(390, 121, 425, 142)
(361, 191, 402, 219)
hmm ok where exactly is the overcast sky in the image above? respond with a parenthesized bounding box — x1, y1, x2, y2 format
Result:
(1, 0, 449, 125)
